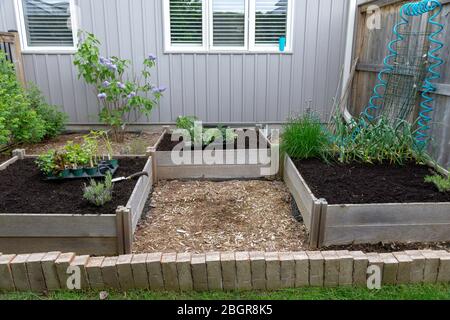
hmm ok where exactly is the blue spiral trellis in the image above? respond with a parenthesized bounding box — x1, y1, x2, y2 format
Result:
(361, 0, 444, 147)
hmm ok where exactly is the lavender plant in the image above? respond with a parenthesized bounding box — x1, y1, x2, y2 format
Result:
(74, 31, 165, 142)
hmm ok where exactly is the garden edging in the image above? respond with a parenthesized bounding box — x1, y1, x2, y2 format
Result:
(0, 250, 449, 293)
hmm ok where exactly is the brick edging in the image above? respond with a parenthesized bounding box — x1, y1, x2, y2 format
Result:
(0, 250, 449, 292)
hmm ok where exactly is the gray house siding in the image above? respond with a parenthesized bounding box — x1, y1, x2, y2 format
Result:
(1, 0, 350, 125)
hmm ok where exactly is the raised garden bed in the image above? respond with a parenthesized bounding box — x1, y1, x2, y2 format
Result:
(283, 155, 450, 248)
(147, 127, 275, 182)
(0, 151, 153, 255)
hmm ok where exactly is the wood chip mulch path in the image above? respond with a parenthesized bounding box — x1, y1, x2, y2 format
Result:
(134, 180, 308, 253)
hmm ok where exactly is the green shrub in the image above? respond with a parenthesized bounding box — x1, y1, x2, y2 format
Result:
(26, 84, 67, 139)
(83, 173, 114, 206)
(281, 114, 331, 160)
(330, 115, 428, 165)
(35, 150, 57, 175)
(0, 52, 46, 145)
(425, 172, 450, 193)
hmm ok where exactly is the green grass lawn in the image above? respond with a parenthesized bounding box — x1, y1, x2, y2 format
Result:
(1, 284, 449, 300)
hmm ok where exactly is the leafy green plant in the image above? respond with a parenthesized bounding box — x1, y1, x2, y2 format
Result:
(74, 31, 164, 142)
(329, 115, 429, 165)
(176, 116, 237, 146)
(26, 84, 67, 139)
(35, 150, 57, 175)
(82, 132, 100, 167)
(425, 172, 450, 193)
(64, 142, 90, 169)
(281, 114, 331, 160)
(83, 173, 114, 206)
(0, 52, 46, 146)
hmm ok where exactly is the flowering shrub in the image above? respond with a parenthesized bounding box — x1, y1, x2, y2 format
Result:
(74, 31, 165, 141)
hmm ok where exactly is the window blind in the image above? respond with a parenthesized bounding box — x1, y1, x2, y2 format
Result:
(170, 0, 203, 45)
(255, 0, 288, 45)
(22, 0, 74, 47)
(212, 0, 245, 47)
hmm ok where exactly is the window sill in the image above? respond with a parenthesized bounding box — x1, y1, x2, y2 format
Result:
(22, 49, 77, 55)
(163, 49, 293, 55)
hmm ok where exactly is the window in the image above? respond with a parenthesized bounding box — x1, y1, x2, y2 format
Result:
(15, 0, 78, 52)
(164, 0, 293, 53)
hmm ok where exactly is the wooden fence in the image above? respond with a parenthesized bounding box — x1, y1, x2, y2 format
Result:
(351, 0, 450, 167)
(0, 31, 25, 86)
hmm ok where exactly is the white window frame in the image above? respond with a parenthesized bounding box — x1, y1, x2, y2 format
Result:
(163, 0, 293, 53)
(14, 0, 79, 54)
(208, 0, 248, 52)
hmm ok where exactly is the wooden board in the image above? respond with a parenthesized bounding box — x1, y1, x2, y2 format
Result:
(126, 157, 153, 232)
(0, 156, 18, 171)
(0, 214, 117, 238)
(0, 237, 118, 256)
(282, 156, 317, 230)
(321, 203, 450, 246)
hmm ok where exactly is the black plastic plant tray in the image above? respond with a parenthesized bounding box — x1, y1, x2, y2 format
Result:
(44, 164, 119, 181)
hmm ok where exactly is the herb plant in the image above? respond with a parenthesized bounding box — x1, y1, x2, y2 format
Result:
(35, 150, 57, 175)
(425, 172, 450, 193)
(83, 173, 114, 206)
(281, 114, 331, 160)
(329, 115, 428, 165)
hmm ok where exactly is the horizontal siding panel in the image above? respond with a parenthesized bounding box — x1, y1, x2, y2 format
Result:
(1, 0, 349, 125)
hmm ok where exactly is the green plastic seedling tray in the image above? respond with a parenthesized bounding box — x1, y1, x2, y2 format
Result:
(44, 164, 119, 181)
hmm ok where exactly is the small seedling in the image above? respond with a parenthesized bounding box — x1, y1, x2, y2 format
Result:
(83, 173, 114, 206)
(425, 171, 450, 193)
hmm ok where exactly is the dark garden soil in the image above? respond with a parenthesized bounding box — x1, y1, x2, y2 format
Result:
(0, 158, 147, 215)
(23, 131, 162, 156)
(157, 131, 270, 152)
(294, 159, 450, 204)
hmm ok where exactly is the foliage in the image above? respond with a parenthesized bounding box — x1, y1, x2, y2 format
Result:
(25, 84, 67, 139)
(83, 173, 114, 207)
(425, 172, 450, 193)
(64, 142, 90, 169)
(176, 116, 237, 145)
(35, 150, 57, 175)
(35, 130, 113, 174)
(329, 115, 429, 165)
(281, 114, 331, 160)
(0, 52, 46, 145)
(74, 31, 164, 142)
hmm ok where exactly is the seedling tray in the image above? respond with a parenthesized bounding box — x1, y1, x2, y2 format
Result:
(44, 164, 119, 181)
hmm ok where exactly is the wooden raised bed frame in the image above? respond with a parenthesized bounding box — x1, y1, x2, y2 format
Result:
(148, 126, 275, 182)
(0, 151, 153, 256)
(284, 155, 450, 248)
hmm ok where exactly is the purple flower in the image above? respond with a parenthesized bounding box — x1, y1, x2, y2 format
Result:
(152, 86, 167, 94)
(127, 91, 136, 99)
(117, 82, 126, 89)
(148, 54, 157, 61)
(99, 56, 111, 65)
(98, 93, 107, 100)
(107, 63, 117, 71)
(102, 81, 111, 88)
